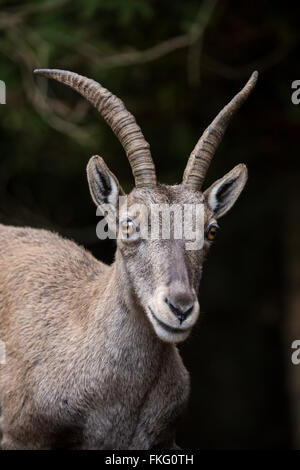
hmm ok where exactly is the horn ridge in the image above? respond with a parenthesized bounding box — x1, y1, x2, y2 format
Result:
(34, 68, 157, 188)
(183, 71, 258, 191)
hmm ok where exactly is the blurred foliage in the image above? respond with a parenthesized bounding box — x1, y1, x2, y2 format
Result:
(0, 0, 299, 449)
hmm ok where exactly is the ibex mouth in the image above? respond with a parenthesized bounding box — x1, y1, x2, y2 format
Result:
(148, 307, 191, 335)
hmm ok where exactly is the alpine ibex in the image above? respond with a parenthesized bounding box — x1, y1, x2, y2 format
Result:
(0, 69, 257, 449)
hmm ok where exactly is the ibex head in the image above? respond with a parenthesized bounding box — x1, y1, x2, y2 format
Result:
(34, 69, 257, 343)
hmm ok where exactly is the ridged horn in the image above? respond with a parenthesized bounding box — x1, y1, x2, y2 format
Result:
(183, 71, 258, 191)
(34, 69, 157, 188)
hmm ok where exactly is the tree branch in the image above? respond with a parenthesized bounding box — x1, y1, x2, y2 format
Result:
(79, 0, 218, 72)
(0, 0, 71, 30)
(5, 27, 91, 143)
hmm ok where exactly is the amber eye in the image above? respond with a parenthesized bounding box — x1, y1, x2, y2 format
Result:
(120, 219, 136, 237)
(206, 223, 219, 241)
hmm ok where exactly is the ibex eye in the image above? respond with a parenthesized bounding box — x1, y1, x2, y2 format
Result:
(206, 223, 219, 241)
(120, 219, 135, 237)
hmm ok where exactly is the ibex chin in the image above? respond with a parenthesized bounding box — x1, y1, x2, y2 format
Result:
(0, 69, 257, 449)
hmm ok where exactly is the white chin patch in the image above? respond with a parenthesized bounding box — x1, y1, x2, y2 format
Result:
(147, 309, 191, 344)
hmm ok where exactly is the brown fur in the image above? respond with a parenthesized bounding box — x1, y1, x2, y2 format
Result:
(0, 149, 248, 451)
(0, 164, 247, 450)
(0, 66, 255, 449)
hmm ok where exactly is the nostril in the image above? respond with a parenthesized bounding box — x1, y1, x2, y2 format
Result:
(165, 297, 176, 312)
(165, 297, 194, 323)
(184, 304, 194, 317)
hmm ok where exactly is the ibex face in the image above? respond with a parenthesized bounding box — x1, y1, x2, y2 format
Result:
(110, 183, 203, 343)
(86, 156, 247, 343)
(34, 68, 257, 344)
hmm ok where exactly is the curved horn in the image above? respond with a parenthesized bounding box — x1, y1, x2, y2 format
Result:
(34, 69, 157, 188)
(183, 71, 258, 191)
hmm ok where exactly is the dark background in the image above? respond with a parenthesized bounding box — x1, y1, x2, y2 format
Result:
(0, 0, 299, 449)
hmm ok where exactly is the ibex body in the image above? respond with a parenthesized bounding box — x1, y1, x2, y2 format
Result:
(0, 69, 257, 449)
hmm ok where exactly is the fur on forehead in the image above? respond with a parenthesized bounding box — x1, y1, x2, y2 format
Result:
(127, 184, 206, 206)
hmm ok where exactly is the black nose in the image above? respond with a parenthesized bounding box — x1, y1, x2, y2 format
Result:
(165, 296, 194, 324)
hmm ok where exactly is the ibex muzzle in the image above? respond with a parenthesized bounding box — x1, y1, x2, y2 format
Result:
(146, 238, 200, 343)
(0, 69, 257, 449)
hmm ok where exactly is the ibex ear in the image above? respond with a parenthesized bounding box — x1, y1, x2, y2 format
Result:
(204, 164, 248, 218)
(87, 155, 125, 208)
